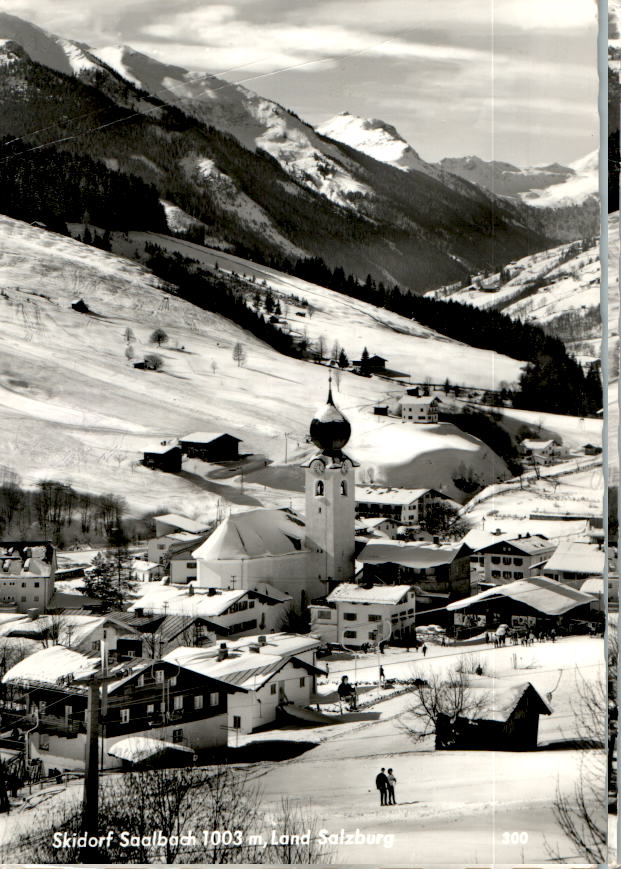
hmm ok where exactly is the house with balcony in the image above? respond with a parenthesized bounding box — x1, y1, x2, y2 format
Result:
(164, 633, 326, 735)
(357, 539, 472, 597)
(309, 583, 416, 647)
(542, 541, 605, 588)
(520, 439, 567, 466)
(400, 395, 440, 424)
(1, 646, 242, 773)
(355, 487, 457, 526)
(0, 541, 56, 613)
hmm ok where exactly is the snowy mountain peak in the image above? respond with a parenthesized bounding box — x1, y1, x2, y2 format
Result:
(316, 112, 437, 176)
(0, 12, 96, 76)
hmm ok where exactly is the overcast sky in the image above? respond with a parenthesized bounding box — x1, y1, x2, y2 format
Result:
(2, 0, 599, 165)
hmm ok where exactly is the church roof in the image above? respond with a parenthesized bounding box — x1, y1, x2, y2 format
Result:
(192, 508, 306, 561)
(309, 381, 351, 455)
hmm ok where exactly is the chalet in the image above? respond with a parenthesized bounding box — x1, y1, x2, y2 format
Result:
(358, 539, 472, 597)
(435, 681, 552, 751)
(542, 541, 605, 587)
(520, 438, 566, 466)
(583, 443, 602, 456)
(165, 633, 326, 736)
(179, 432, 241, 462)
(355, 516, 400, 539)
(131, 559, 162, 582)
(310, 583, 416, 647)
(167, 535, 210, 584)
(0, 542, 56, 613)
(128, 583, 292, 638)
(352, 355, 387, 372)
(472, 534, 555, 586)
(1, 613, 142, 656)
(447, 576, 597, 634)
(142, 442, 182, 473)
(373, 405, 389, 416)
(1, 648, 242, 772)
(400, 395, 439, 423)
(147, 515, 210, 566)
(355, 486, 457, 526)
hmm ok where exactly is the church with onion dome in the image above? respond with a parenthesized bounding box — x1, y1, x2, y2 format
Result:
(190, 380, 358, 607)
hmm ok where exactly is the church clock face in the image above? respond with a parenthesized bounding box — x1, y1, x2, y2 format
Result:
(310, 459, 325, 476)
(340, 459, 352, 475)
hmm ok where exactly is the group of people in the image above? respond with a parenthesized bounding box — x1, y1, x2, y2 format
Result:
(375, 767, 397, 805)
(486, 627, 557, 648)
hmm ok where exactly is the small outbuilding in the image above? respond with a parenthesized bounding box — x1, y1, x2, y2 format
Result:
(435, 680, 552, 751)
(142, 442, 182, 473)
(179, 432, 242, 462)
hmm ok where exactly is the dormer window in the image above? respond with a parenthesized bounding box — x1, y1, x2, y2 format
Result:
(315, 480, 324, 496)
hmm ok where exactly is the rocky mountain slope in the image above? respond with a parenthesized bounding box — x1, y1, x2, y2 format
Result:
(0, 13, 553, 292)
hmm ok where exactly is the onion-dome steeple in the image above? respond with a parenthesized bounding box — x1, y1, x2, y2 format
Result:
(309, 376, 351, 456)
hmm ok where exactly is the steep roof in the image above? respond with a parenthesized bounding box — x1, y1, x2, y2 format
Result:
(2, 645, 98, 685)
(465, 680, 553, 722)
(154, 514, 209, 534)
(326, 583, 413, 605)
(129, 586, 249, 618)
(522, 439, 555, 450)
(358, 539, 468, 568)
(447, 576, 595, 616)
(192, 508, 305, 561)
(143, 442, 180, 455)
(544, 542, 605, 576)
(477, 535, 553, 556)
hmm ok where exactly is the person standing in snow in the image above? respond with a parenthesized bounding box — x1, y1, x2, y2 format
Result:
(422, 643, 427, 657)
(375, 768, 389, 805)
(379, 665, 385, 684)
(386, 768, 397, 804)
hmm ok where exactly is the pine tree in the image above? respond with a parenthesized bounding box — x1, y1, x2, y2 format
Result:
(338, 348, 349, 368)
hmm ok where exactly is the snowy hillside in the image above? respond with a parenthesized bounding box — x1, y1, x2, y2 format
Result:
(438, 154, 576, 198)
(0, 217, 524, 516)
(518, 150, 598, 208)
(426, 214, 606, 364)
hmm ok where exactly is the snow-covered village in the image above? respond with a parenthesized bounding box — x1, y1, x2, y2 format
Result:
(0, 1, 613, 866)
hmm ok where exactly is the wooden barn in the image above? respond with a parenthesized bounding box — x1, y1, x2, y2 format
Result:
(435, 681, 552, 751)
(142, 442, 182, 473)
(179, 432, 242, 462)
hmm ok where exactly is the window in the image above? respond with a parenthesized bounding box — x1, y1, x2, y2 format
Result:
(514, 572, 524, 579)
(491, 570, 500, 578)
(169, 676, 177, 687)
(137, 675, 144, 687)
(491, 556, 501, 565)
(91, 641, 99, 651)
(369, 630, 377, 640)
(20, 596, 26, 602)
(155, 670, 164, 683)
(209, 692, 219, 706)
(172, 728, 183, 743)
(39, 700, 46, 715)
(514, 558, 523, 566)
(343, 630, 357, 639)
(343, 612, 357, 621)
(173, 695, 183, 711)
(316, 608, 332, 620)
(315, 481, 324, 496)
(270, 684, 277, 695)
(502, 571, 511, 579)
(147, 703, 155, 715)
(120, 708, 130, 724)
(194, 695, 203, 710)
(186, 561, 196, 569)
(368, 614, 381, 622)
(299, 677, 305, 687)
(233, 716, 241, 729)
(34, 582, 39, 588)
(340, 480, 348, 496)
(33, 596, 39, 602)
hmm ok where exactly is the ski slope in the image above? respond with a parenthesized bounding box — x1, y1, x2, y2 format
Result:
(0, 216, 522, 516)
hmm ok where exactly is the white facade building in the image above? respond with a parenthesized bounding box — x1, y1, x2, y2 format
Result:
(355, 486, 457, 526)
(310, 583, 416, 647)
(400, 396, 439, 423)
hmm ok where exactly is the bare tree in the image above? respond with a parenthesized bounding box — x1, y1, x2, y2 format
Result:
(399, 669, 490, 748)
(150, 328, 168, 347)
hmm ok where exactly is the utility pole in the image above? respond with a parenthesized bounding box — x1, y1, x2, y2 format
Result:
(81, 678, 101, 861)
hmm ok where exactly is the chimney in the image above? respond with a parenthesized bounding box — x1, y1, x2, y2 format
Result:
(188, 585, 194, 596)
(258, 635, 267, 646)
(207, 587, 217, 596)
(249, 643, 261, 653)
(217, 642, 228, 661)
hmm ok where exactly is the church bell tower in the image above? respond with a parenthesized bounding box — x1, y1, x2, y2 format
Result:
(302, 378, 358, 587)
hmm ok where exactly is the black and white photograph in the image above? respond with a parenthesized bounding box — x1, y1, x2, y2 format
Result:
(0, 0, 610, 864)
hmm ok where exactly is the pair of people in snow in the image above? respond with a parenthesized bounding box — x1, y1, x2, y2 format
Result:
(375, 767, 397, 805)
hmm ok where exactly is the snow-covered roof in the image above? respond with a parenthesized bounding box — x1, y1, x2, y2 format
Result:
(2, 645, 98, 685)
(357, 516, 398, 529)
(5, 614, 139, 646)
(192, 508, 305, 561)
(447, 576, 595, 616)
(580, 577, 603, 595)
(223, 632, 321, 656)
(477, 535, 553, 556)
(131, 560, 160, 571)
(129, 585, 249, 618)
(355, 486, 432, 505)
(108, 736, 194, 763)
(143, 442, 180, 455)
(522, 439, 555, 450)
(401, 396, 439, 407)
(358, 540, 467, 568)
(544, 542, 605, 576)
(465, 680, 553, 722)
(154, 514, 208, 534)
(326, 583, 413, 605)
(179, 431, 241, 443)
(164, 635, 324, 691)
